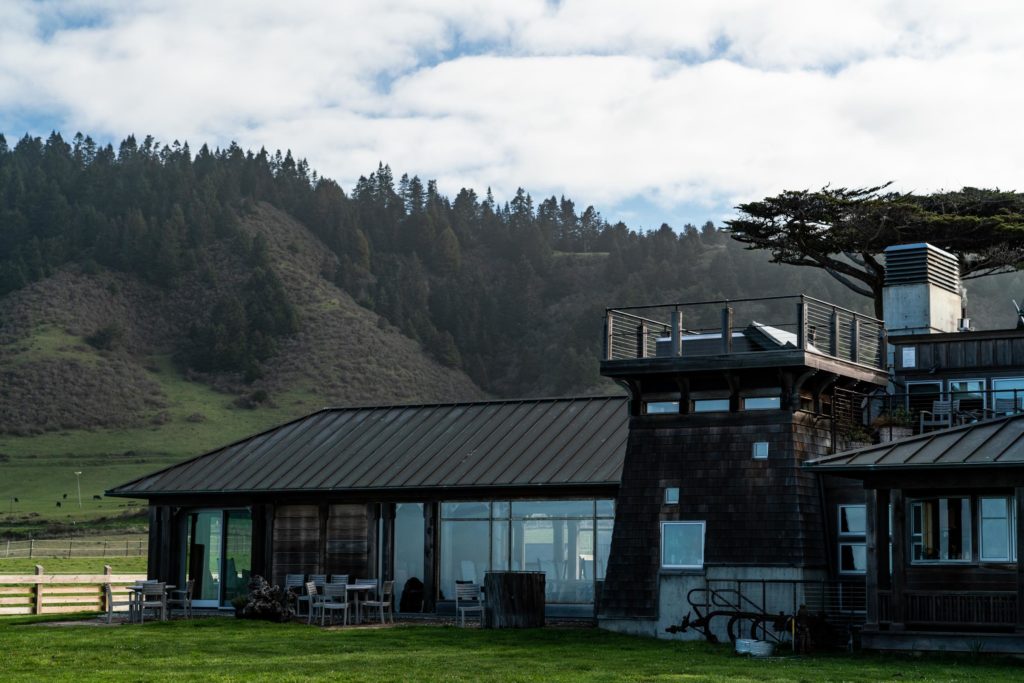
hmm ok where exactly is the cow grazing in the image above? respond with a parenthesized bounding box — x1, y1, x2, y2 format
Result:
(56, 501, 61, 507)
(92, 495, 102, 500)
(62, 493, 68, 499)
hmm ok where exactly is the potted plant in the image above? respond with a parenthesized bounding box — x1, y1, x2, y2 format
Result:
(873, 407, 913, 442)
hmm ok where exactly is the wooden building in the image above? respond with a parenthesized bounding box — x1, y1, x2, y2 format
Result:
(107, 397, 627, 615)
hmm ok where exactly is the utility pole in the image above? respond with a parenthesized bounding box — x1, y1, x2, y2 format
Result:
(74, 471, 82, 509)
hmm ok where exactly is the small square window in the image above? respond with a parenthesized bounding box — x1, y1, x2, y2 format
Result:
(693, 399, 729, 412)
(752, 442, 769, 459)
(661, 521, 705, 569)
(664, 487, 680, 504)
(901, 346, 916, 368)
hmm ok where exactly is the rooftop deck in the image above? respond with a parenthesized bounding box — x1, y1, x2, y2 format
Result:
(602, 295, 887, 381)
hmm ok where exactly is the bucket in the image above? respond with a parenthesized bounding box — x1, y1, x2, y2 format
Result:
(748, 640, 775, 658)
(734, 639, 754, 654)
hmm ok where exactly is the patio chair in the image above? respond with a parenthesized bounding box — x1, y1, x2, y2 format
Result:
(328, 574, 349, 585)
(167, 579, 194, 619)
(455, 582, 483, 627)
(355, 577, 378, 598)
(296, 574, 326, 616)
(137, 582, 167, 624)
(316, 583, 350, 626)
(103, 583, 135, 624)
(363, 580, 395, 624)
(994, 398, 1019, 416)
(284, 573, 305, 614)
(919, 399, 960, 432)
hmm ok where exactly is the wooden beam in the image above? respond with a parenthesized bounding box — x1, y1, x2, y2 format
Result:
(670, 310, 683, 357)
(1017, 487, 1024, 632)
(890, 488, 906, 631)
(423, 501, 438, 612)
(864, 486, 879, 629)
(318, 503, 329, 575)
(147, 506, 159, 580)
(382, 504, 396, 582)
(721, 306, 733, 355)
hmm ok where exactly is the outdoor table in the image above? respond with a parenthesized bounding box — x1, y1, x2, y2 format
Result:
(126, 584, 176, 622)
(346, 582, 378, 623)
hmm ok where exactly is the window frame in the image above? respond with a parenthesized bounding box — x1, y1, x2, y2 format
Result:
(910, 496, 973, 564)
(837, 504, 867, 575)
(979, 496, 1017, 563)
(660, 521, 705, 570)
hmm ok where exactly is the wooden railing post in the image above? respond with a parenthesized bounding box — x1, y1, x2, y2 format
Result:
(851, 318, 861, 364)
(670, 310, 683, 357)
(33, 564, 43, 615)
(721, 306, 733, 354)
(636, 322, 648, 359)
(796, 297, 807, 350)
(604, 313, 614, 360)
(890, 489, 906, 631)
(830, 307, 840, 356)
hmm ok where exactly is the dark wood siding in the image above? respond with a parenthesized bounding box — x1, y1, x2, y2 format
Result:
(271, 504, 319, 586)
(325, 504, 370, 579)
(600, 410, 832, 619)
(897, 334, 1024, 373)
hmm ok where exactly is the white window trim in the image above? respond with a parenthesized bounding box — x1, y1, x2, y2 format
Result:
(838, 504, 866, 537)
(910, 497, 973, 564)
(992, 378, 1024, 413)
(947, 378, 986, 409)
(752, 442, 769, 460)
(661, 521, 705, 570)
(838, 542, 867, 575)
(901, 346, 916, 369)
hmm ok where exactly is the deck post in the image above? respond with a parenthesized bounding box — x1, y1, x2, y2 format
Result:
(636, 322, 648, 359)
(830, 307, 840, 356)
(33, 564, 43, 615)
(721, 307, 733, 354)
(851, 318, 861, 365)
(1016, 487, 1024, 632)
(604, 314, 614, 360)
(889, 488, 906, 630)
(864, 487, 879, 629)
(423, 502, 438, 612)
(796, 298, 807, 350)
(670, 310, 683, 357)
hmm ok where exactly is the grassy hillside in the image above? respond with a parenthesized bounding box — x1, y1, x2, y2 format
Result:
(0, 203, 485, 537)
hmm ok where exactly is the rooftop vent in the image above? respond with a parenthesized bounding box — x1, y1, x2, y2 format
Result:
(883, 243, 960, 294)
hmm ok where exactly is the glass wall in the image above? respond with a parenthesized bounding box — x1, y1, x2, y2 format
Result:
(223, 510, 252, 603)
(184, 508, 252, 606)
(394, 503, 425, 611)
(439, 499, 614, 604)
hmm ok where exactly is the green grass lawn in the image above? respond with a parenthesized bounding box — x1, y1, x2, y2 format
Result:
(0, 619, 1019, 682)
(0, 555, 147, 574)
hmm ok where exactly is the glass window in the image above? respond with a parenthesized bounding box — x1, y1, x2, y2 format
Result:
(441, 501, 491, 519)
(744, 397, 780, 411)
(394, 503, 425, 611)
(693, 399, 729, 413)
(949, 379, 985, 413)
(839, 505, 866, 535)
(901, 346, 916, 368)
(491, 502, 510, 519)
(596, 520, 614, 580)
(511, 500, 594, 519)
(646, 401, 679, 414)
(440, 519, 489, 599)
(596, 500, 615, 518)
(980, 497, 1016, 562)
(752, 442, 769, 459)
(491, 518, 510, 571)
(911, 498, 971, 562)
(993, 378, 1024, 414)
(661, 522, 705, 569)
(223, 510, 252, 603)
(906, 382, 942, 422)
(511, 517, 595, 604)
(664, 487, 680, 504)
(839, 543, 866, 573)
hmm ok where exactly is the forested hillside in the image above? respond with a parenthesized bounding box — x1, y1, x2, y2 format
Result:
(2, 131, 1024, 427)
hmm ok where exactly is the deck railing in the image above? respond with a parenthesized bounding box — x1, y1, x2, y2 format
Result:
(878, 590, 1017, 628)
(604, 295, 884, 369)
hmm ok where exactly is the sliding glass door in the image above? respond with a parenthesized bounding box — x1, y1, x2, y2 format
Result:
(184, 508, 252, 607)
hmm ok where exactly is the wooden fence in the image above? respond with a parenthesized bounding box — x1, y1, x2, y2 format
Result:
(1, 538, 147, 559)
(0, 565, 147, 616)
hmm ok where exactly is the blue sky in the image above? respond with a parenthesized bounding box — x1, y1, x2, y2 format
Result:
(3, 1, 1024, 231)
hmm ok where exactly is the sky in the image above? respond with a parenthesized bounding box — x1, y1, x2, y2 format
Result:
(2, 1, 1024, 231)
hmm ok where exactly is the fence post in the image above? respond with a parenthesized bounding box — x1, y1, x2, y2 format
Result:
(721, 306, 733, 354)
(103, 541, 108, 557)
(33, 564, 43, 615)
(29, 539, 34, 559)
(68, 538, 73, 559)
(604, 313, 614, 360)
(101, 565, 112, 612)
(796, 297, 807, 350)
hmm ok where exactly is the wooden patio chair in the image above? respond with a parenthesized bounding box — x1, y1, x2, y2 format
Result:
(363, 580, 395, 624)
(167, 579, 194, 619)
(919, 399, 960, 432)
(103, 583, 135, 624)
(137, 582, 167, 623)
(317, 583, 350, 626)
(328, 574, 349, 585)
(455, 582, 483, 627)
(994, 398, 1019, 416)
(283, 574, 305, 614)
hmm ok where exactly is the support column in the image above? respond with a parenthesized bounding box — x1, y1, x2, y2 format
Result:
(318, 503, 329, 575)
(423, 501, 438, 612)
(864, 487, 880, 629)
(1016, 487, 1024, 632)
(890, 488, 906, 630)
(382, 504, 396, 582)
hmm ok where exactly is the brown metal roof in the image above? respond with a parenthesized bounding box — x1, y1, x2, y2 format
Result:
(805, 413, 1024, 473)
(108, 396, 629, 497)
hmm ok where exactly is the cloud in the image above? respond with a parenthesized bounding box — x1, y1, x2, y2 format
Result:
(2, 1, 1024, 226)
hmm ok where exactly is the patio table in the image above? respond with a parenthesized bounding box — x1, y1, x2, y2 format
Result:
(346, 582, 378, 623)
(126, 584, 176, 622)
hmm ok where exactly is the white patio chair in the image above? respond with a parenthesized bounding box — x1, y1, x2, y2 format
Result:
(103, 583, 135, 624)
(137, 582, 167, 623)
(455, 582, 484, 627)
(363, 580, 395, 624)
(919, 399, 960, 432)
(167, 579, 195, 619)
(317, 583, 350, 626)
(284, 574, 305, 614)
(296, 574, 326, 616)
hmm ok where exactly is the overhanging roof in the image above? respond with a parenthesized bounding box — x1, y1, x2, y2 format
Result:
(805, 413, 1024, 474)
(108, 396, 629, 497)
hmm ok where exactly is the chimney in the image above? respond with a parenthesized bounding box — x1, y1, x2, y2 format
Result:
(882, 243, 963, 336)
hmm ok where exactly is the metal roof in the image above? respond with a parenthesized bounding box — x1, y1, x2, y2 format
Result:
(108, 396, 629, 497)
(805, 413, 1024, 473)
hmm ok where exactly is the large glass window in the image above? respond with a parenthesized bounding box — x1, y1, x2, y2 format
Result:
(440, 499, 614, 605)
(184, 508, 252, 606)
(906, 382, 942, 421)
(979, 497, 1016, 562)
(223, 510, 252, 603)
(394, 503, 425, 611)
(661, 521, 705, 569)
(911, 498, 971, 562)
(693, 399, 729, 413)
(646, 401, 679, 414)
(743, 396, 780, 411)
